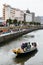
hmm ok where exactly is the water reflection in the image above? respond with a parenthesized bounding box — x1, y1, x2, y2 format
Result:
(13, 49, 38, 65)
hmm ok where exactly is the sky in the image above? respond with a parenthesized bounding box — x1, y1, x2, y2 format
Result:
(0, 0, 43, 17)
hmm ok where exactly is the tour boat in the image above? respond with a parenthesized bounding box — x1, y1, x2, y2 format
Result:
(12, 42, 37, 56)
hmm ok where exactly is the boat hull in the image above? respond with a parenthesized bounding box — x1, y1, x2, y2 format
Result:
(15, 47, 37, 57)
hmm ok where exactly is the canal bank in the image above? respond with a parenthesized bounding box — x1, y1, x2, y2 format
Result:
(0, 26, 43, 43)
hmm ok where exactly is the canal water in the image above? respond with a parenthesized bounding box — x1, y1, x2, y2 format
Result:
(0, 30, 43, 65)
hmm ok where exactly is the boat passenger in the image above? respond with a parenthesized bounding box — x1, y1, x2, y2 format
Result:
(32, 43, 33, 45)
(31, 43, 34, 48)
(21, 43, 28, 51)
(21, 43, 25, 50)
(27, 42, 31, 49)
(33, 42, 37, 47)
(25, 43, 27, 47)
(32, 42, 37, 47)
(21, 42, 31, 51)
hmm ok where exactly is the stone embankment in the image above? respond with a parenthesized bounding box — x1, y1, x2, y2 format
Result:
(0, 26, 43, 43)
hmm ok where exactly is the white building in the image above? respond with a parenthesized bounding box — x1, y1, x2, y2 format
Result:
(23, 10, 35, 22)
(14, 9, 24, 21)
(3, 4, 15, 21)
(31, 12, 35, 22)
(25, 13, 32, 22)
(3, 4, 24, 21)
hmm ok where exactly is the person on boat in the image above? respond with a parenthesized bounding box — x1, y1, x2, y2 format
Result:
(25, 42, 31, 48)
(31, 43, 34, 49)
(21, 43, 25, 50)
(32, 42, 37, 47)
(21, 42, 31, 51)
(25, 43, 27, 47)
(33, 42, 37, 47)
(27, 42, 31, 49)
(21, 43, 27, 51)
(24, 42, 31, 51)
